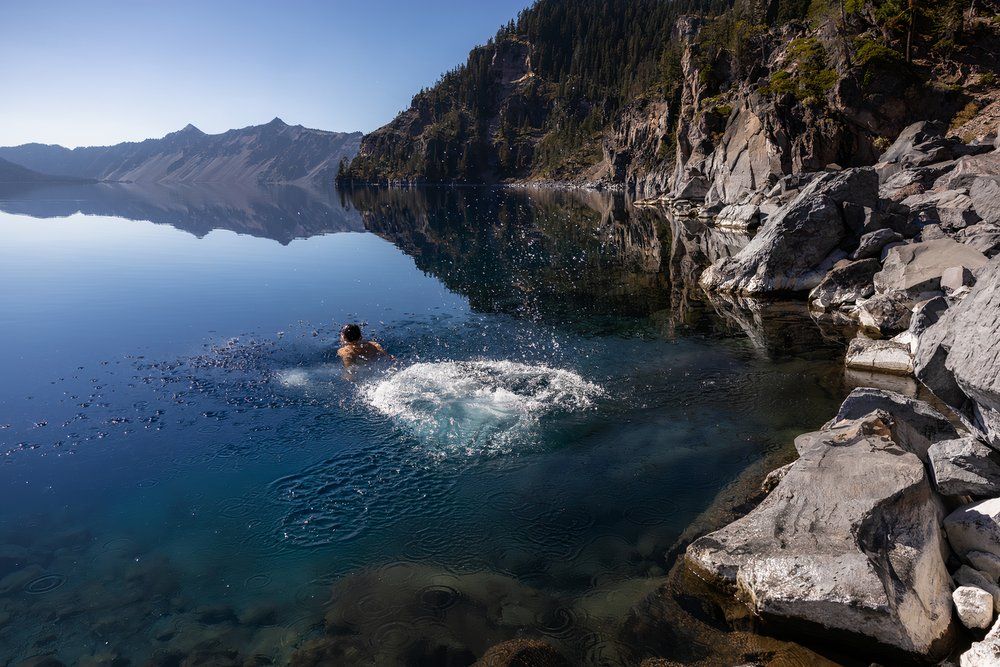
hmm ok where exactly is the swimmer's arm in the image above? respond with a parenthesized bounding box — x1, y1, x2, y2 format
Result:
(371, 341, 394, 360)
(336, 347, 353, 366)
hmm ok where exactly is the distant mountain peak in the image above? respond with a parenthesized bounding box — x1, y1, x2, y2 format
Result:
(0, 119, 362, 186)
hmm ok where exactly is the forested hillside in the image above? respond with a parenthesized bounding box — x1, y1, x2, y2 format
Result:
(343, 0, 999, 188)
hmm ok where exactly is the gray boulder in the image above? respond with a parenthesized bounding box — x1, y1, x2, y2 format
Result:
(928, 437, 1000, 497)
(961, 615, 1000, 667)
(941, 265, 976, 294)
(686, 412, 955, 658)
(944, 498, 1000, 561)
(953, 586, 995, 630)
(851, 228, 903, 260)
(874, 239, 988, 295)
(714, 202, 760, 230)
(915, 257, 1000, 446)
(957, 223, 1000, 257)
(808, 258, 880, 310)
(828, 387, 957, 459)
(904, 189, 982, 230)
(875, 121, 959, 180)
(955, 565, 1000, 613)
(908, 296, 949, 339)
(700, 168, 878, 294)
(968, 550, 1000, 581)
(856, 292, 914, 336)
(936, 151, 1000, 208)
(880, 162, 959, 203)
(845, 337, 914, 376)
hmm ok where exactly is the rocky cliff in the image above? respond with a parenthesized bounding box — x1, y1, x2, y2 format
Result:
(681, 110, 1000, 665)
(344, 0, 1000, 197)
(0, 119, 361, 187)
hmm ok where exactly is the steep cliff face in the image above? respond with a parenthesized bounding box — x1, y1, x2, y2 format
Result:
(346, 37, 555, 184)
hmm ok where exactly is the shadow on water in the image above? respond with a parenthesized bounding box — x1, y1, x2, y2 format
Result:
(0, 183, 868, 665)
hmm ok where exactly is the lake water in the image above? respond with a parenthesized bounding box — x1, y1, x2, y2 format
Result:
(0, 182, 857, 665)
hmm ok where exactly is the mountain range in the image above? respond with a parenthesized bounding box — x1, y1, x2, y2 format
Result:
(0, 156, 94, 184)
(0, 118, 361, 187)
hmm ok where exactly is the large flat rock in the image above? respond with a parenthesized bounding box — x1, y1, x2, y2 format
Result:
(874, 238, 988, 295)
(686, 412, 955, 658)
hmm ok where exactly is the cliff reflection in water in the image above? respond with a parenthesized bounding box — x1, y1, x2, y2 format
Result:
(343, 185, 671, 321)
(0, 181, 363, 244)
(343, 185, 850, 359)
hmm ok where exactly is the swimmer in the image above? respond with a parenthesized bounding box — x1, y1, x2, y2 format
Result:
(337, 323, 391, 366)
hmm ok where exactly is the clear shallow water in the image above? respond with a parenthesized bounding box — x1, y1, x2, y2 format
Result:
(0, 183, 852, 665)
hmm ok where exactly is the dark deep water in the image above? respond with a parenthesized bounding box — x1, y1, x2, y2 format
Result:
(0, 182, 859, 665)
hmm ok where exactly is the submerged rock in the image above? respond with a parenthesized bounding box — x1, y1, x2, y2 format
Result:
(472, 639, 571, 667)
(685, 411, 955, 658)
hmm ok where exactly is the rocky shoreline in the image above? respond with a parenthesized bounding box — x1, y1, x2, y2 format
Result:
(671, 121, 1000, 664)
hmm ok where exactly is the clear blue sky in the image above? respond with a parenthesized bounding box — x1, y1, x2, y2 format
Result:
(0, 0, 534, 147)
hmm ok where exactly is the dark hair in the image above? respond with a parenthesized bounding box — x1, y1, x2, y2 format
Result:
(341, 323, 362, 342)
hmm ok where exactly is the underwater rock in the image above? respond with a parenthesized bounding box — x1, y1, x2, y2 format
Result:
(472, 639, 570, 667)
(307, 563, 560, 666)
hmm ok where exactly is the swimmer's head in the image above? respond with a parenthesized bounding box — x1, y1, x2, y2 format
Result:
(340, 323, 362, 343)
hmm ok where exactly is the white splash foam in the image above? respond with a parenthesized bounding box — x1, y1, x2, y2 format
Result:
(276, 368, 311, 387)
(361, 360, 603, 454)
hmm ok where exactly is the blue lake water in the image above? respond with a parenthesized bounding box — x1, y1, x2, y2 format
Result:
(0, 183, 855, 665)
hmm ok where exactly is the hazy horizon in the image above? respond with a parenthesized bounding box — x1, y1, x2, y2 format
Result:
(0, 0, 533, 148)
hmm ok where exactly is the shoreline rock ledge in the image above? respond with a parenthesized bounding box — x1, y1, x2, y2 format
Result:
(686, 389, 958, 659)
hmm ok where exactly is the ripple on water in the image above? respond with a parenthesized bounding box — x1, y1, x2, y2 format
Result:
(24, 573, 66, 595)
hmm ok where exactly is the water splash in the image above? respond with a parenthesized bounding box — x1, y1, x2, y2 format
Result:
(361, 360, 603, 455)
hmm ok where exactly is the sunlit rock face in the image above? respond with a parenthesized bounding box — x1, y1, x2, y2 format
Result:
(687, 395, 958, 660)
